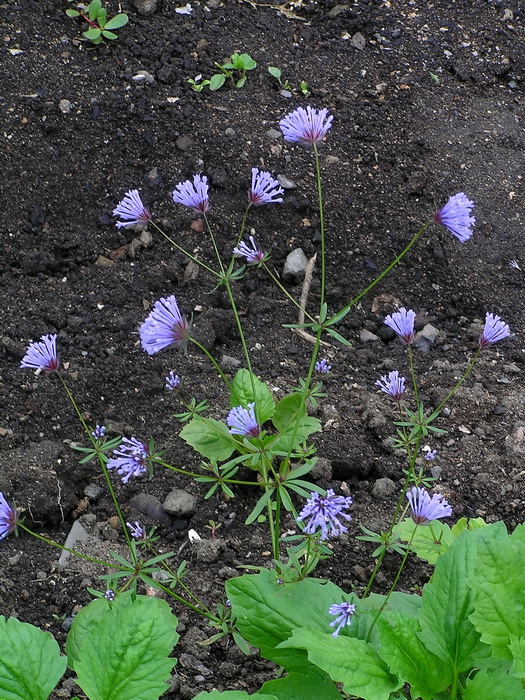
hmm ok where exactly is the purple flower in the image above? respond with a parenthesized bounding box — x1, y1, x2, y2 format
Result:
(20, 334, 60, 373)
(172, 174, 210, 213)
(113, 190, 151, 229)
(424, 449, 437, 462)
(140, 295, 190, 356)
(248, 168, 284, 206)
(375, 371, 405, 401)
(0, 493, 17, 541)
(233, 235, 266, 264)
(91, 425, 106, 440)
(127, 521, 145, 539)
(297, 489, 352, 540)
(280, 106, 333, 146)
(406, 486, 452, 525)
(315, 359, 332, 374)
(227, 403, 261, 438)
(104, 589, 116, 601)
(329, 602, 356, 638)
(384, 307, 416, 344)
(434, 192, 475, 243)
(479, 312, 510, 347)
(165, 371, 181, 391)
(107, 437, 149, 484)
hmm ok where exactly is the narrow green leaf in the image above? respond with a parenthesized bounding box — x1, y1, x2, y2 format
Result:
(0, 616, 67, 700)
(83, 27, 102, 40)
(180, 416, 236, 463)
(209, 74, 226, 91)
(230, 369, 275, 423)
(73, 594, 179, 700)
(325, 328, 350, 345)
(279, 628, 401, 700)
(104, 13, 128, 29)
(245, 488, 274, 525)
(468, 527, 525, 661)
(65, 9, 80, 16)
(417, 530, 490, 674)
(463, 667, 525, 700)
(377, 612, 452, 699)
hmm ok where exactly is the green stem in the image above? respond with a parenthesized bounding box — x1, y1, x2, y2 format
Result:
(407, 345, 420, 407)
(435, 347, 481, 414)
(19, 523, 122, 569)
(313, 144, 326, 310)
(189, 337, 232, 390)
(153, 457, 262, 487)
(326, 220, 431, 326)
(150, 221, 220, 278)
(262, 262, 317, 324)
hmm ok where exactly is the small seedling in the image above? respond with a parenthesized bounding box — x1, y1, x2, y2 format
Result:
(188, 52, 257, 91)
(205, 519, 222, 540)
(268, 67, 310, 97)
(66, 0, 128, 45)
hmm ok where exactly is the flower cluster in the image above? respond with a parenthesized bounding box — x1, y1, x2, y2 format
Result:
(248, 168, 284, 206)
(165, 371, 181, 391)
(91, 424, 106, 440)
(0, 493, 17, 541)
(375, 370, 405, 401)
(113, 190, 151, 229)
(407, 486, 452, 525)
(172, 174, 210, 213)
(127, 521, 145, 539)
(140, 295, 190, 355)
(227, 403, 261, 438)
(297, 489, 352, 540)
(280, 106, 333, 146)
(20, 334, 60, 373)
(434, 192, 475, 243)
(479, 312, 510, 347)
(233, 235, 266, 264)
(384, 307, 416, 344)
(329, 601, 356, 638)
(315, 359, 332, 374)
(107, 437, 149, 484)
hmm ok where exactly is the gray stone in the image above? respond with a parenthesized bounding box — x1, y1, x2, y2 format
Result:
(176, 135, 194, 151)
(58, 521, 89, 567)
(414, 323, 440, 351)
(132, 0, 158, 14)
(360, 329, 379, 342)
(221, 354, 242, 371)
(282, 248, 308, 283)
(84, 483, 104, 501)
(224, 127, 237, 137)
(372, 477, 397, 499)
(58, 99, 72, 113)
(277, 174, 296, 189)
(163, 488, 197, 518)
(129, 493, 172, 525)
(505, 425, 525, 457)
(193, 538, 224, 563)
(265, 127, 282, 140)
(133, 70, 155, 84)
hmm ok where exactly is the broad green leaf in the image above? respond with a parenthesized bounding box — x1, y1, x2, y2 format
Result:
(226, 569, 352, 674)
(268, 66, 281, 79)
(511, 522, 525, 544)
(270, 393, 321, 452)
(451, 516, 487, 537)
(210, 74, 226, 91)
(230, 369, 275, 423)
(393, 517, 453, 564)
(72, 594, 179, 700)
(193, 693, 276, 699)
(353, 592, 422, 645)
(261, 670, 342, 699)
(377, 611, 452, 699)
(468, 528, 525, 660)
(279, 628, 401, 700)
(239, 53, 256, 69)
(417, 530, 489, 674)
(88, 0, 102, 21)
(83, 27, 102, 41)
(101, 30, 118, 39)
(509, 636, 525, 678)
(180, 416, 236, 463)
(104, 13, 128, 29)
(0, 616, 67, 700)
(65, 9, 80, 16)
(462, 667, 525, 700)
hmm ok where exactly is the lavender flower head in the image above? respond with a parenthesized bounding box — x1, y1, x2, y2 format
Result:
(227, 403, 261, 438)
(279, 106, 333, 146)
(113, 190, 151, 229)
(91, 425, 106, 440)
(248, 168, 284, 206)
(434, 192, 475, 243)
(127, 521, 145, 539)
(479, 312, 510, 347)
(315, 359, 332, 374)
(104, 589, 116, 601)
(424, 448, 437, 462)
(384, 307, 416, 344)
(406, 486, 452, 525)
(20, 334, 60, 373)
(297, 489, 352, 541)
(0, 493, 17, 541)
(140, 295, 190, 355)
(375, 370, 405, 401)
(107, 437, 149, 484)
(165, 371, 181, 391)
(329, 602, 356, 638)
(172, 174, 210, 213)
(233, 235, 266, 264)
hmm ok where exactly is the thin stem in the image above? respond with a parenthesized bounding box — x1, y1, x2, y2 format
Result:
(19, 523, 122, 569)
(407, 345, 420, 407)
(189, 337, 232, 390)
(140, 573, 219, 622)
(150, 221, 220, 278)
(435, 347, 481, 414)
(326, 220, 431, 326)
(313, 144, 326, 310)
(262, 262, 317, 324)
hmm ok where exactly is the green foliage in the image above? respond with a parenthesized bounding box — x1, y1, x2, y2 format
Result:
(193, 692, 277, 699)
(230, 369, 275, 423)
(188, 52, 257, 91)
(180, 416, 237, 463)
(66, 0, 128, 44)
(0, 616, 66, 699)
(68, 593, 178, 699)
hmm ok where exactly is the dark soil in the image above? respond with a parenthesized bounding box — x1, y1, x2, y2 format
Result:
(1, 0, 524, 697)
